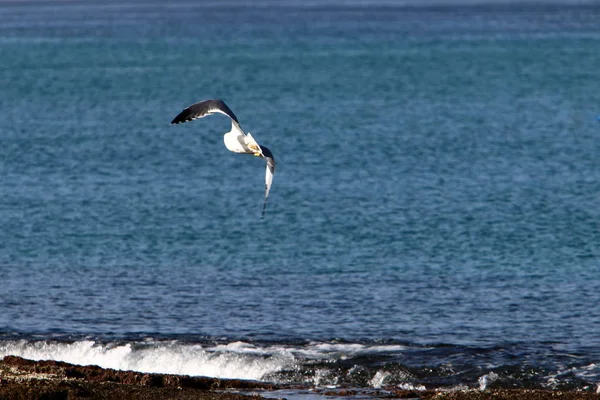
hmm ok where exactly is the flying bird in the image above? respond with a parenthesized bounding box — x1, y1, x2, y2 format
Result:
(170, 99, 275, 218)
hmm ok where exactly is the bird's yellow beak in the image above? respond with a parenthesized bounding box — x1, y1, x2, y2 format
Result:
(253, 152, 261, 157)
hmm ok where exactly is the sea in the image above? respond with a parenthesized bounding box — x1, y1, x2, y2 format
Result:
(1, 0, 600, 396)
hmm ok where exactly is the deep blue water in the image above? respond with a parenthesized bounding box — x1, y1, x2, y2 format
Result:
(1, 0, 600, 393)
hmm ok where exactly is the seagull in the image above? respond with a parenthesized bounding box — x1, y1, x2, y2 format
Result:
(170, 99, 275, 219)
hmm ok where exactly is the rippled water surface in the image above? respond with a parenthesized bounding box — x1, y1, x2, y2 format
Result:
(1, 0, 600, 393)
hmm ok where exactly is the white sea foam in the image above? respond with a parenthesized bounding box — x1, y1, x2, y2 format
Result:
(311, 368, 338, 387)
(0, 340, 295, 381)
(545, 362, 600, 391)
(0, 339, 416, 389)
(0, 339, 419, 386)
(477, 371, 499, 390)
(369, 370, 391, 388)
(306, 342, 408, 354)
(293, 342, 409, 361)
(396, 382, 426, 391)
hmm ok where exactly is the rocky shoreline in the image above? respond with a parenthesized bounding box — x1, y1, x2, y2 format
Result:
(1, 356, 598, 400)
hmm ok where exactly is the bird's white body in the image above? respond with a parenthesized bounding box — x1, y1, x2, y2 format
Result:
(223, 124, 261, 155)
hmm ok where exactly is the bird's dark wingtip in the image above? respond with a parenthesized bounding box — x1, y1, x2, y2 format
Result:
(170, 115, 193, 125)
(261, 191, 269, 220)
(259, 145, 274, 159)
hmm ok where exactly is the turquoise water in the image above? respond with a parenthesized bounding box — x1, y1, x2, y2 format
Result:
(1, 0, 600, 392)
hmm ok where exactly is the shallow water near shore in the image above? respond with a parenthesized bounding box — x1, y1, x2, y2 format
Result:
(1, 0, 600, 395)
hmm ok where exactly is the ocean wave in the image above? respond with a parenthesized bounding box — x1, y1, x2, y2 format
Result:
(0, 339, 293, 381)
(0, 338, 426, 387)
(1, 339, 599, 392)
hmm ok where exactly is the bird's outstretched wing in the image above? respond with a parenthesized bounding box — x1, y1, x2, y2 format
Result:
(260, 145, 275, 219)
(170, 99, 240, 127)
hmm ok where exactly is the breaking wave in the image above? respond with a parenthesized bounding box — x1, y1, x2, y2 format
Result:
(1, 338, 599, 392)
(0, 340, 294, 381)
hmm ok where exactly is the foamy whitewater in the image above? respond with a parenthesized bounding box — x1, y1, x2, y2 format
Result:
(2, 338, 599, 392)
(0, 339, 413, 384)
(0, 340, 293, 381)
